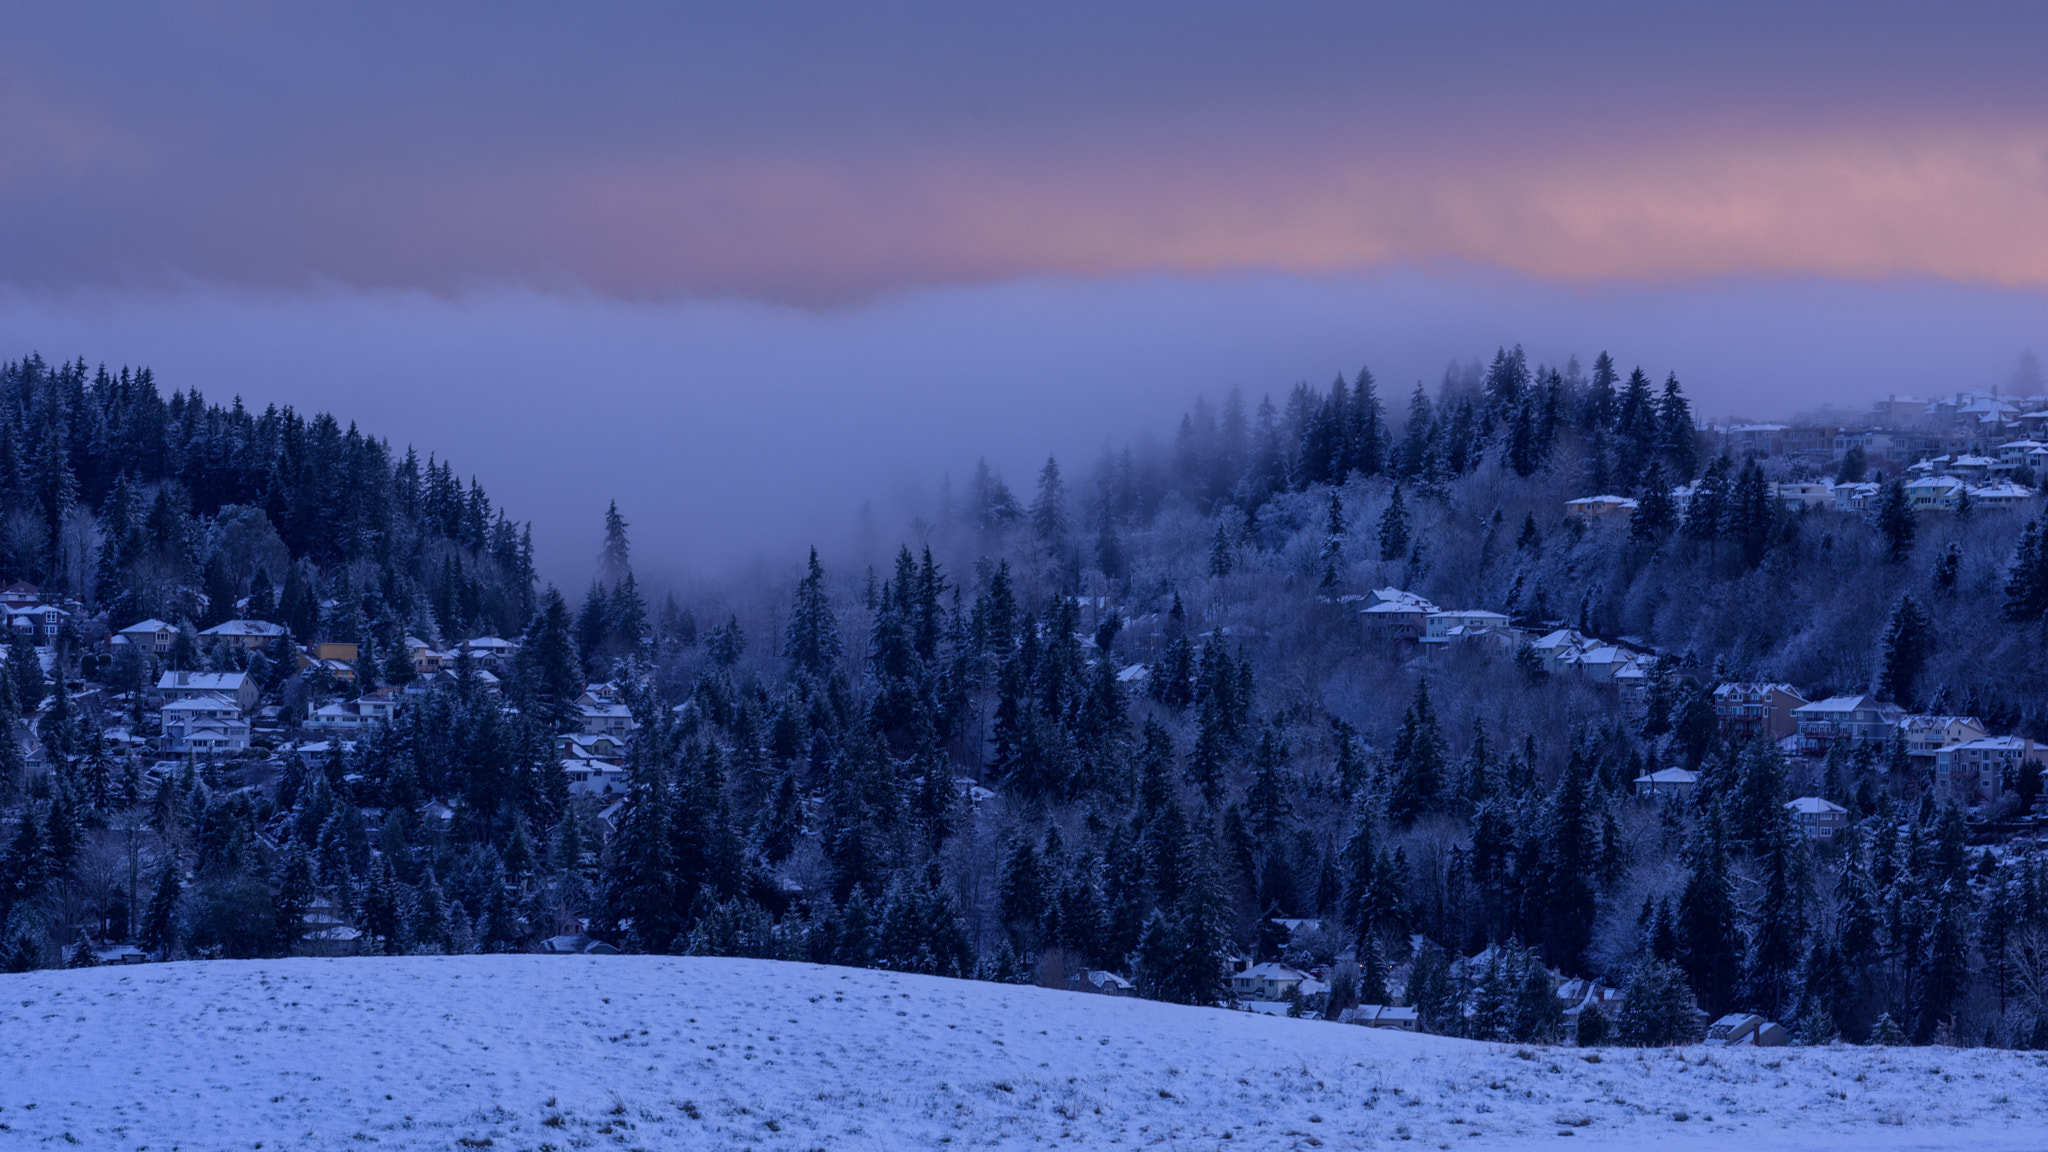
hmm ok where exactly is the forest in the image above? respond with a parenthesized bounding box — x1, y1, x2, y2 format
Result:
(5, 346, 2048, 1051)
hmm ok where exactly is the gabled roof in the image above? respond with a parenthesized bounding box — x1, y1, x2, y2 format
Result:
(1786, 796, 1847, 815)
(199, 619, 287, 637)
(1235, 962, 1309, 981)
(1793, 695, 1896, 715)
(118, 618, 176, 634)
(157, 671, 250, 691)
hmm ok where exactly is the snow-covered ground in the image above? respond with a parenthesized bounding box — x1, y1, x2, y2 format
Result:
(5, 957, 2048, 1151)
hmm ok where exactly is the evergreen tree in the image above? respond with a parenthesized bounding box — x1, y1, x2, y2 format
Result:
(1876, 595, 1934, 707)
(273, 842, 315, 956)
(140, 855, 183, 959)
(1874, 480, 1916, 564)
(1378, 485, 1410, 564)
(784, 548, 843, 681)
(1386, 680, 1448, 828)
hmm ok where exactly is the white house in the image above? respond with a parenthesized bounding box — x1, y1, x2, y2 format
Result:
(1785, 796, 1849, 840)
(160, 695, 251, 755)
(157, 670, 259, 713)
(198, 619, 289, 649)
(1230, 962, 1311, 1002)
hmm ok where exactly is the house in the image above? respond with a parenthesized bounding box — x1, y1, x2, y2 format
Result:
(157, 670, 260, 713)
(564, 758, 630, 796)
(198, 619, 289, 650)
(1230, 962, 1310, 1002)
(1705, 1014, 1791, 1047)
(160, 695, 252, 755)
(0, 580, 41, 608)
(1555, 978, 1624, 1024)
(310, 641, 359, 663)
(115, 618, 179, 655)
(305, 690, 401, 734)
(1421, 610, 1512, 646)
(1556, 645, 1636, 684)
(1565, 495, 1638, 519)
(1633, 766, 1699, 798)
(1713, 683, 1809, 742)
(1785, 796, 1849, 840)
(1967, 481, 2037, 508)
(7, 603, 67, 644)
(1360, 589, 1440, 639)
(1895, 714, 1987, 771)
(1903, 475, 1965, 511)
(1936, 736, 2046, 804)
(1793, 696, 1907, 755)
(577, 701, 637, 737)
(461, 636, 520, 671)
(541, 934, 621, 955)
(1338, 1005, 1419, 1029)
(1830, 481, 1881, 514)
(300, 896, 364, 957)
(1526, 628, 1592, 676)
(1770, 481, 1832, 511)
(1068, 969, 1137, 997)
(403, 636, 449, 675)
(558, 732, 625, 760)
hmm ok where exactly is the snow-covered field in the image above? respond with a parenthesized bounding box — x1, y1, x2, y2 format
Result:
(5, 957, 2047, 1151)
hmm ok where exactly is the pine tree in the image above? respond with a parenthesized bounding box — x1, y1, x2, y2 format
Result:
(1675, 823, 1740, 1016)
(598, 500, 632, 585)
(784, 548, 843, 681)
(1656, 373, 1697, 480)
(1378, 485, 1410, 563)
(1630, 463, 1677, 544)
(273, 843, 315, 956)
(1386, 680, 1448, 828)
(1319, 491, 1346, 588)
(1875, 480, 1916, 564)
(2006, 519, 2048, 621)
(140, 855, 183, 959)
(1877, 594, 1934, 708)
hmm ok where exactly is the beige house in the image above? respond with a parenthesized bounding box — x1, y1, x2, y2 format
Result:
(1565, 495, 1638, 519)
(1896, 715, 1987, 771)
(1936, 737, 2045, 804)
(116, 618, 179, 655)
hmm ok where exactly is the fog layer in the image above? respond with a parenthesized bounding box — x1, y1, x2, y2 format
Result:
(1, 268, 2041, 588)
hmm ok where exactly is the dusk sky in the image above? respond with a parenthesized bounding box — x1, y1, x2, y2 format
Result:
(2, 3, 2045, 584)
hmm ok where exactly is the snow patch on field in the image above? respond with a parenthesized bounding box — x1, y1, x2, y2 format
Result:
(4, 956, 2047, 1150)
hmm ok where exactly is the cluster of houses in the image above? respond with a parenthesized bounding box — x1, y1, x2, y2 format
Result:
(1359, 590, 1656, 691)
(10, 585, 654, 821)
(1632, 681, 2046, 826)
(1714, 389, 2048, 471)
(1352, 583, 2046, 827)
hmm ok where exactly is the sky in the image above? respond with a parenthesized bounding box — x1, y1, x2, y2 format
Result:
(1, 3, 2044, 585)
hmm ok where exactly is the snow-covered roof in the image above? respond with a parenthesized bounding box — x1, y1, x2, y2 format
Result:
(1785, 797, 1847, 815)
(1234, 962, 1309, 982)
(118, 618, 175, 635)
(200, 619, 288, 637)
(157, 671, 250, 691)
(1634, 767, 1699, 785)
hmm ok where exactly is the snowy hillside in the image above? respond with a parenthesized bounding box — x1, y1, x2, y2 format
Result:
(6, 957, 2048, 1151)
